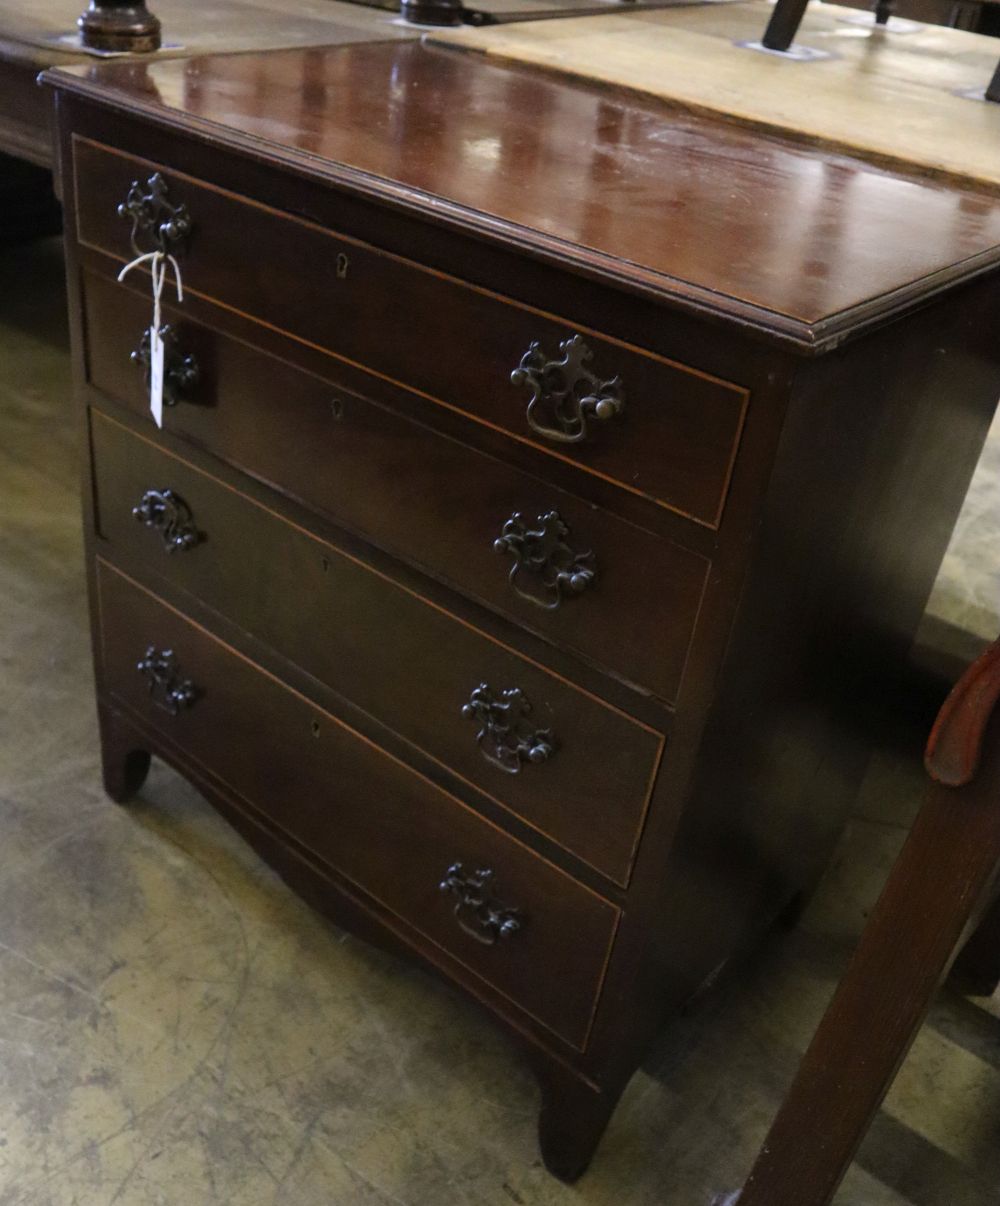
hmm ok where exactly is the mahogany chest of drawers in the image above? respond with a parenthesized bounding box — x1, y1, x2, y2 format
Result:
(46, 41, 1000, 1179)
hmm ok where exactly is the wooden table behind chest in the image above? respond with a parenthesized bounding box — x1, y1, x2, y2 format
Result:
(48, 43, 1000, 1178)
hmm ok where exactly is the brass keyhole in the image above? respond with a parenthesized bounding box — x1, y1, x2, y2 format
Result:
(311, 719, 321, 738)
(330, 397, 344, 421)
(336, 253, 349, 279)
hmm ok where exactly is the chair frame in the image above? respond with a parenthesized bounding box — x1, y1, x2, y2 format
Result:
(723, 636, 1000, 1206)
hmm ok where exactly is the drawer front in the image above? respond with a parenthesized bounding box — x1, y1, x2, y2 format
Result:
(92, 412, 664, 886)
(84, 270, 708, 707)
(96, 561, 619, 1049)
(74, 138, 748, 528)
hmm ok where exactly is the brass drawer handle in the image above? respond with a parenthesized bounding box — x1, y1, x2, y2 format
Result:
(136, 646, 199, 715)
(439, 863, 522, 945)
(494, 509, 596, 610)
(132, 489, 201, 553)
(118, 172, 192, 256)
(511, 334, 624, 445)
(461, 683, 555, 775)
(131, 324, 199, 407)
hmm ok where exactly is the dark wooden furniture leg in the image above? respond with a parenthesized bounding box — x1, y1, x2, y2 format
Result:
(534, 1061, 622, 1182)
(728, 635, 1000, 1206)
(99, 705, 152, 803)
(761, 0, 810, 50)
(78, 2, 161, 53)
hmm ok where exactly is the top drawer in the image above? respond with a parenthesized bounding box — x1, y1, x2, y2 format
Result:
(73, 138, 749, 530)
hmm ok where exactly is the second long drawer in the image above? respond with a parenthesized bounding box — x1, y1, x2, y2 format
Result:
(83, 269, 709, 707)
(92, 411, 664, 886)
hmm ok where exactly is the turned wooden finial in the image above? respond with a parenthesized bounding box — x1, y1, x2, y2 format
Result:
(78, 1, 162, 53)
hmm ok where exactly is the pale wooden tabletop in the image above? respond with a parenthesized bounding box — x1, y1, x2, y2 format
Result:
(433, 0, 1000, 191)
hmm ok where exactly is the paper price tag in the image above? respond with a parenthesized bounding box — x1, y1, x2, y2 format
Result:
(149, 327, 165, 429)
(117, 251, 184, 432)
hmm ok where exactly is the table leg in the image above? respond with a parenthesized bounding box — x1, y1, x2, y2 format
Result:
(761, 0, 810, 50)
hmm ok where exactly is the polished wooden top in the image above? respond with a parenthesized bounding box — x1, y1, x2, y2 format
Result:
(46, 40, 1000, 348)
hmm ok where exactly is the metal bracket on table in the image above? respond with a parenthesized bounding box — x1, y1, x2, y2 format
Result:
(735, 38, 836, 60)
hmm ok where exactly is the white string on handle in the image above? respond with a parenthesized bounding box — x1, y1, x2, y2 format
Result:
(118, 249, 184, 336)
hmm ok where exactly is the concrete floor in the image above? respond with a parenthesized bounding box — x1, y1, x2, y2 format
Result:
(2, 237, 1000, 1205)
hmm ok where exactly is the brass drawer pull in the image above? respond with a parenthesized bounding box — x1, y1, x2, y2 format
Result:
(136, 646, 199, 715)
(118, 172, 192, 256)
(511, 334, 624, 445)
(132, 488, 201, 553)
(461, 683, 555, 774)
(439, 863, 522, 945)
(494, 510, 596, 610)
(131, 324, 199, 407)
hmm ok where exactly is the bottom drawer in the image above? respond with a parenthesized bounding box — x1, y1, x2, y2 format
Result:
(96, 559, 619, 1050)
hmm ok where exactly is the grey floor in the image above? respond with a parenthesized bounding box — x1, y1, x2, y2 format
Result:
(2, 237, 1000, 1206)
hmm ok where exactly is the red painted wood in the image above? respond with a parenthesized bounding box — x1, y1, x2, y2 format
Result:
(926, 636, 1000, 786)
